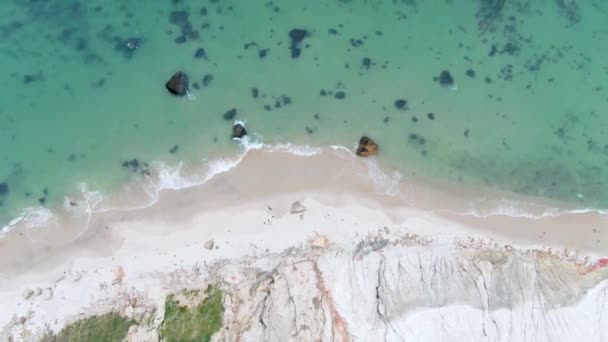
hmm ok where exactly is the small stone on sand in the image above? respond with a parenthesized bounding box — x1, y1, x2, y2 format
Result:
(290, 201, 307, 214)
(204, 240, 215, 250)
(312, 235, 328, 248)
(22, 289, 34, 300)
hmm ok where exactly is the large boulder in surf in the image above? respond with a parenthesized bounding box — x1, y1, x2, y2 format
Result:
(356, 136, 378, 157)
(165, 71, 189, 96)
(0, 182, 8, 196)
(232, 122, 247, 139)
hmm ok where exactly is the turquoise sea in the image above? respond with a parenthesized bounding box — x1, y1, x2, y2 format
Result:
(1, 0, 608, 228)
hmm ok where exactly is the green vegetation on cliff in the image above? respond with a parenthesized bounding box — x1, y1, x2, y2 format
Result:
(161, 285, 224, 342)
(41, 312, 135, 342)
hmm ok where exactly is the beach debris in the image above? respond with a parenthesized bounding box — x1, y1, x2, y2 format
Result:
(0, 182, 8, 196)
(22, 289, 34, 300)
(290, 201, 307, 214)
(165, 71, 189, 96)
(356, 136, 379, 157)
(436, 70, 454, 87)
(223, 108, 237, 120)
(204, 240, 215, 250)
(42, 288, 53, 300)
(312, 234, 328, 249)
(232, 122, 247, 139)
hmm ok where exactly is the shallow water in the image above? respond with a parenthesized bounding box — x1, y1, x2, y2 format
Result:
(1, 0, 608, 227)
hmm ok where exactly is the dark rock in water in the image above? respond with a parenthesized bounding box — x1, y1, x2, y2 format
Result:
(165, 71, 189, 96)
(186, 30, 200, 40)
(194, 47, 207, 59)
(169, 10, 189, 25)
(281, 95, 292, 105)
(289, 29, 307, 43)
(122, 158, 140, 169)
(334, 91, 346, 99)
(0, 182, 8, 196)
(200, 7, 208, 16)
(438, 70, 454, 87)
(174, 35, 187, 44)
(290, 46, 301, 59)
(39, 197, 46, 205)
(466, 69, 476, 78)
(356, 136, 379, 157)
(223, 108, 237, 120)
(251, 87, 259, 98)
(232, 123, 247, 139)
(394, 99, 407, 110)
(23, 72, 43, 84)
(124, 37, 141, 50)
(169, 145, 179, 154)
(258, 48, 269, 58)
(202, 74, 213, 87)
(320, 89, 327, 96)
(192, 82, 200, 90)
(427, 112, 435, 120)
(361, 57, 371, 69)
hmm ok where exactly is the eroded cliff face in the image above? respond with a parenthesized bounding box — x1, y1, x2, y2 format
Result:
(4, 233, 608, 342)
(213, 236, 607, 342)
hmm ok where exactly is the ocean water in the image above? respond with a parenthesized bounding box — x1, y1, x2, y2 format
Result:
(1, 0, 608, 228)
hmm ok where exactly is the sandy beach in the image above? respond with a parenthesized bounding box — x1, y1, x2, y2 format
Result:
(0, 148, 606, 341)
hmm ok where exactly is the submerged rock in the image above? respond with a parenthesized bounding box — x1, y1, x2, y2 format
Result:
(194, 47, 207, 60)
(202, 74, 214, 87)
(232, 122, 247, 139)
(165, 71, 189, 96)
(124, 37, 141, 50)
(437, 70, 454, 87)
(394, 99, 408, 110)
(289, 29, 308, 43)
(0, 182, 8, 196)
(356, 136, 379, 157)
(223, 108, 237, 120)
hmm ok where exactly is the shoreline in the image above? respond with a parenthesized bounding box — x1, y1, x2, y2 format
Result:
(1, 146, 608, 340)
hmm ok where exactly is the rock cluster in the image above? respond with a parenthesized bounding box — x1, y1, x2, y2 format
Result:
(356, 136, 378, 157)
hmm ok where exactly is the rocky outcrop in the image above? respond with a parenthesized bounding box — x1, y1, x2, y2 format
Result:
(232, 122, 247, 139)
(356, 136, 378, 157)
(165, 71, 189, 96)
(5, 234, 608, 342)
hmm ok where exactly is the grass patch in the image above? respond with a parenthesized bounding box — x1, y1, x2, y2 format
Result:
(161, 285, 224, 342)
(41, 312, 135, 342)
